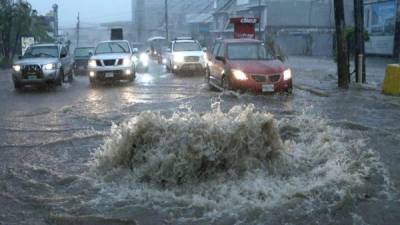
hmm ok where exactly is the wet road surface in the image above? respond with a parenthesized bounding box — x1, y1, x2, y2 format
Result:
(0, 59, 399, 225)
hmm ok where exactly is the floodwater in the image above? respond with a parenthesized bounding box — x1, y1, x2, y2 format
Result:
(0, 58, 399, 225)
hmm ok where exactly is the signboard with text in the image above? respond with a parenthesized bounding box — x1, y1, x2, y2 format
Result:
(230, 17, 260, 39)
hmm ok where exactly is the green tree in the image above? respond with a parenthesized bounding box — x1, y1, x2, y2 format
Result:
(0, 0, 53, 67)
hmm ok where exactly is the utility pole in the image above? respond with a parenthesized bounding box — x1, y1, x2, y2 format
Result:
(165, 0, 169, 41)
(76, 12, 80, 48)
(334, 0, 349, 89)
(52, 4, 59, 40)
(354, 0, 366, 83)
(393, 0, 400, 60)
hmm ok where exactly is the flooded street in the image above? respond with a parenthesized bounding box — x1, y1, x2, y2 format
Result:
(0, 59, 399, 225)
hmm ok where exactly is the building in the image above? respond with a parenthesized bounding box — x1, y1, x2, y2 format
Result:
(211, 0, 354, 57)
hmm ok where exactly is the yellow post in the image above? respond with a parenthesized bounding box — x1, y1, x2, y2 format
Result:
(383, 64, 400, 95)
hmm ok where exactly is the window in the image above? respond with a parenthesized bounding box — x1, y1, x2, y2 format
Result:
(24, 46, 59, 58)
(227, 43, 273, 60)
(95, 42, 130, 54)
(212, 42, 221, 56)
(217, 43, 225, 57)
(237, 0, 249, 5)
(173, 42, 201, 52)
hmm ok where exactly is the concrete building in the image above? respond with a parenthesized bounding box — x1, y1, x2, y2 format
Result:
(211, 0, 354, 57)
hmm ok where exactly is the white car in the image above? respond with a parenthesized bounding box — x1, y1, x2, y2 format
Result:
(88, 40, 136, 85)
(166, 38, 207, 75)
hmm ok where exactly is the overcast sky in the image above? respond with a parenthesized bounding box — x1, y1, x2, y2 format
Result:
(27, 0, 132, 28)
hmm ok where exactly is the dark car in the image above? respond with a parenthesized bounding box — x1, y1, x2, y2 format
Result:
(73, 47, 94, 75)
(206, 39, 292, 93)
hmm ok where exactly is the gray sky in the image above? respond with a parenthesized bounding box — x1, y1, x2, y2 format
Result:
(27, 0, 132, 28)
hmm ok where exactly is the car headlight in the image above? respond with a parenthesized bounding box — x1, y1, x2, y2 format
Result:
(88, 60, 97, 67)
(232, 69, 248, 81)
(43, 63, 55, 70)
(173, 54, 184, 63)
(283, 69, 292, 81)
(140, 53, 149, 63)
(123, 58, 132, 66)
(13, 65, 21, 72)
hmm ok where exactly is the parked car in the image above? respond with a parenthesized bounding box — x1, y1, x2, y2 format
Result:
(131, 43, 149, 73)
(166, 37, 207, 75)
(73, 46, 94, 75)
(206, 39, 293, 93)
(87, 40, 136, 85)
(11, 43, 73, 90)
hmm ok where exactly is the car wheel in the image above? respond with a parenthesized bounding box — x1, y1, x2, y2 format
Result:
(57, 70, 64, 86)
(68, 69, 74, 82)
(14, 82, 23, 90)
(90, 78, 97, 87)
(222, 75, 231, 91)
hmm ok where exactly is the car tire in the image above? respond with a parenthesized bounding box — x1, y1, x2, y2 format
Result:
(222, 75, 231, 91)
(68, 70, 74, 82)
(56, 70, 63, 86)
(14, 82, 23, 90)
(128, 74, 135, 82)
(90, 78, 97, 87)
(206, 67, 215, 91)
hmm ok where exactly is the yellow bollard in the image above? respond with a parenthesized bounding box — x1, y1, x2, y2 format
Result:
(383, 64, 400, 95)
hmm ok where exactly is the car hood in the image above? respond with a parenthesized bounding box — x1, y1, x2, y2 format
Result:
(14, 58, 59, 66)
(172, 51, 204, 57)
(91, 53, 132, 60)
(229, 60, 286, 75)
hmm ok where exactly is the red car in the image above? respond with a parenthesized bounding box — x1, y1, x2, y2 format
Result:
(206, 39, 292, 93)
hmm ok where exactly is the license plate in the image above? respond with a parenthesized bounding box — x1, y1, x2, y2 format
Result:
(28, 75, 37, 80)
(262, 84, 274, 92)
(105, 72, 114, 78)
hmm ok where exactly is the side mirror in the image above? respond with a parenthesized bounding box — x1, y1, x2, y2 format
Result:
(88, 51, 93, 57)
(18, 56, 23, 60)
(202, 47, 207, 52)
(132, 48, 138, 53)
(60, 53, 67, 58)
(215, 56, 226, 64)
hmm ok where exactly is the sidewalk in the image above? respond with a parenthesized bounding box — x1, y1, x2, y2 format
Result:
(288, 55, 398, 93)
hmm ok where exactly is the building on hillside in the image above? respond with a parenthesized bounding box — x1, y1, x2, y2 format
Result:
(210, 0, 354, 57)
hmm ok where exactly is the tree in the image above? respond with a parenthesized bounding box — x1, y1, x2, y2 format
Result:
(0, 0, 53, 67)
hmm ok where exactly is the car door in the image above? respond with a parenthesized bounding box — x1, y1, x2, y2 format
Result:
(60, 46, 71, 74)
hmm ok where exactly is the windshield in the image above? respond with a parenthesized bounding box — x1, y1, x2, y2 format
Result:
(173, 42, 201, 52)
(95, 42, 130, 54)
(227, 43, 273, 60)
(24, 46, 59, 58)
(74, 48, 94, 57)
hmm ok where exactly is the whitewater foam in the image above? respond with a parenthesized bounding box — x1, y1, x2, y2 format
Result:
(90, 103, 381, 222)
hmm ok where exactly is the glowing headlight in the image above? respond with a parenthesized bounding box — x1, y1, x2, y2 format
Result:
(232, 69, 248, 81)
(13, 65, 21, 72)
(140, 53, 149, 63)
(88, 60, 97, 67)
(123, 58, 132, 66)
(173, 54, 184, 63)
(283, 69, 292, 81)
(162, 58, 167, 64)
(43, 63, 55, 70)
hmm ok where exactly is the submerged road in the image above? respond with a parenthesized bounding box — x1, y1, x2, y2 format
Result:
(0, 59, 399, 225)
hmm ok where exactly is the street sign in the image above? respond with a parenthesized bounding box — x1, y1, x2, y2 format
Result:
(230, 17, 260, 39)
(21, 37, 34, 55)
